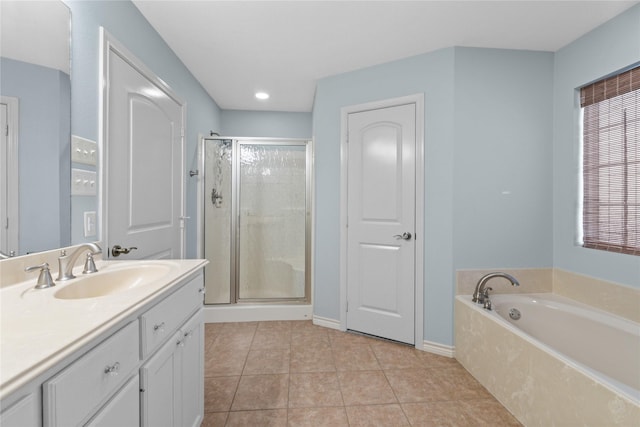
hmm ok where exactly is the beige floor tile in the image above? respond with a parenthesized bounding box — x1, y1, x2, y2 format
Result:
(329, 331, 378, 347)
(244, 348, 290, 374)
(201, 411, 228, 427)
(225, 409, 287, 427)
(337, 371, 397, 406)
(201, 321, 518, 426)
(287, 407, 349, 426)
(205, 323, 224, 345)
(210, 331, 255, 351)
(204, 376, 240, 412)
(205, 348, 248, 377)
(219, 321, 258, 333)
(290, 345, 336, 372)
(291, 320, 328, 334)
(370, 341, 423, 370)
(402, 401, 470, 426)
(258, 320, 295, 331)
(251, 329, 292, 350)
(459, 399, 522, 426)
(384, 369, 447, 403)
(332, 343, 381, 371)
(288, 372, 344, 408)
(345, 404, 410, 426)
(231, 374, 289, 411)
(431, 366, 493, 400)
(292, 328, 330, 348)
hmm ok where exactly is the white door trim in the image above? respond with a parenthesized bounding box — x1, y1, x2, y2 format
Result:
(1, 96, 19, 254)
(99, 28, 186, 257)
(339, 94, 424, 348)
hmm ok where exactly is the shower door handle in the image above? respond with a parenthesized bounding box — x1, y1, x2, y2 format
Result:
(393, 232, 412, 240)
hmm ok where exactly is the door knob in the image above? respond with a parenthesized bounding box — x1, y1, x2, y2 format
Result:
(111, 245, 138, 257)
(393, 232, 412, 240)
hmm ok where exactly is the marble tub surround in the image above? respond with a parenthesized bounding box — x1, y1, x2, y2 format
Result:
(455, 297, 640, 426)
(0, 257, 207, 399)
(0, 244, 104, 288)
(553, 268, 640, 323)
(456, 268, 553, 295)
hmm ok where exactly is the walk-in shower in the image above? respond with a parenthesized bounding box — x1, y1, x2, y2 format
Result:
(202, 138, 311, 305)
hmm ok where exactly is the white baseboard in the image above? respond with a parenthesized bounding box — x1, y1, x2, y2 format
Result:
(203, 304, 312, 323)
(422, 340, 455, 358)
(312, 315, 342, 330)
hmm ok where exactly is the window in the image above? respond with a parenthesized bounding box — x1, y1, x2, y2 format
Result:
(580, 66, 639, 256)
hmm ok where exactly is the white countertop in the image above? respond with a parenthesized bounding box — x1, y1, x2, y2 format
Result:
(0, 259, 207, 400)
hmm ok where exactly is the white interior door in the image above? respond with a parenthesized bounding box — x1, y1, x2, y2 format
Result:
(0, 97, 18, 256)
(104, 35, 184, 260)
(346, 103, 416, 344)
(0, 102, 8, 254)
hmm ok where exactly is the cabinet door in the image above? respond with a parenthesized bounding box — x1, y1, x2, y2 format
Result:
(140, 331, 181, 427)
(0, 393, 39, 427)
(178, 311, 203, 427)
(86, 375, 139, 427)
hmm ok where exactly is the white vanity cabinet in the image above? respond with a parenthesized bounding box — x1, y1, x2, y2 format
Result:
(141, 291, 204, 427)
(0, 392, 40, 426)
(0, 267, 205, 427)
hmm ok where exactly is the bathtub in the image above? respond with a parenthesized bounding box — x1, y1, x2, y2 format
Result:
(455, 293, 640, 426)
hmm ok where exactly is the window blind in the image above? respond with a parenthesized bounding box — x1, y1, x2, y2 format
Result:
(580, 66, 639, 256)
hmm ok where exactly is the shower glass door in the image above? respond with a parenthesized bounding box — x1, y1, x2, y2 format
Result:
(203, 139, 233, 304)
(237, 141, 309, 301)
(203, 138, 311, 304)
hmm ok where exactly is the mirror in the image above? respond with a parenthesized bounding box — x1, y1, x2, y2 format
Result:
(1, 1, 71, 256)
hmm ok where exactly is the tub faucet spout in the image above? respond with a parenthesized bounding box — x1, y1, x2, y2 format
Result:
(472, 272, 520, 307)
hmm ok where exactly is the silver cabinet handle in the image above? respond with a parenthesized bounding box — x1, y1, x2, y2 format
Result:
(393, 232, 412, 240)
(153, 322, 165, 333)
(104, 362, 120, 376)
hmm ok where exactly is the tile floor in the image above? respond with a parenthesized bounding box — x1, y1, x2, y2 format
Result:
(203, 320, 521, 426)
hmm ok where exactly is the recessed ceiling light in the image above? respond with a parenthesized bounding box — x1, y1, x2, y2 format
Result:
(255, 91, 270, 100)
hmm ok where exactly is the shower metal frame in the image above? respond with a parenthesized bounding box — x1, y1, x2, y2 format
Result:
(202, 137, 312, 304)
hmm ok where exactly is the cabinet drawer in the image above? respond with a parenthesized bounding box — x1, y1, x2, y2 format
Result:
(140, 274, 203, 358)
(43, 320, 139, 427)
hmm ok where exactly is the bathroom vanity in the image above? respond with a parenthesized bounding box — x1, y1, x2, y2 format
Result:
(0, 257, 207, 427)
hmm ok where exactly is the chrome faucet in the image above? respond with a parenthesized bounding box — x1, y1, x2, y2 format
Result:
(472, 272, 520, 310)
(0, 250, 15, 259)
(57, 243, 102, 281)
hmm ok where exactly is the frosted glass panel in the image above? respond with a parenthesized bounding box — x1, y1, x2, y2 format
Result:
(238, 144, 306, 300)
(204, 139, 232, 303)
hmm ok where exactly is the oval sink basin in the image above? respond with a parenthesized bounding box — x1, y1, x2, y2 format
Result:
(54, 264, 172, 300)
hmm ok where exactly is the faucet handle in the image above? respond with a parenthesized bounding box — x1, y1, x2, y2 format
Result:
(83, 253, 99, 274)
(25, 262, 56, 289)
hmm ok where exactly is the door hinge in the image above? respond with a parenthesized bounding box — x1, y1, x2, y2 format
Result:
(346, 301, 349, 312)
(5, 125, 8, 136)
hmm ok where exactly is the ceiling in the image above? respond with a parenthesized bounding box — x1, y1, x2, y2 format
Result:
(132, 1, 637, 112)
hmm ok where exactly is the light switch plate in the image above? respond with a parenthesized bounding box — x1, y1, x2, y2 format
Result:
(84, 211, 97, 237)
(71, 135, 97, 166)
(71, 169, 97, 196)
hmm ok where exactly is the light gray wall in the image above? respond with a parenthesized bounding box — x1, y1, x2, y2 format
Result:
(313, 48, 458, 344)
(453, 48, 554, 270)
(313, 46, 555, 346)
(221, 110, 312, 138)
(553, 4, 640, 287)
(65, 0, 222, 258)
(1, 58, 71, 254)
